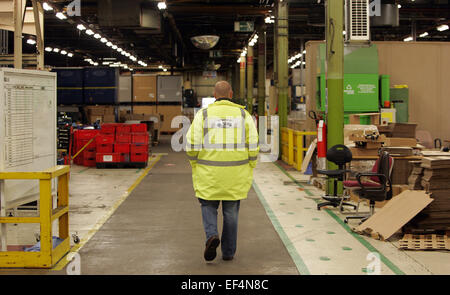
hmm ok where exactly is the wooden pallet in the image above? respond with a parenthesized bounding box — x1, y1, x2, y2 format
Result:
(399, 234, 449, 251)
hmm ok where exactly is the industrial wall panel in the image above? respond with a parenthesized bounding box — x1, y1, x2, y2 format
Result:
(119, 75, 132, 103)
(157, 75, 183, 102)
(0, 68, 57, 209)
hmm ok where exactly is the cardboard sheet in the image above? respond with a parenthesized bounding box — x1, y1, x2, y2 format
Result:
(354, 190, 433, 240)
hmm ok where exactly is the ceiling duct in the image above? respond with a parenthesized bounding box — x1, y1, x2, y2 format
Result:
(190, 35, 220, 50)
(370, 4, 399, 27)
(98, 0, 161, 32)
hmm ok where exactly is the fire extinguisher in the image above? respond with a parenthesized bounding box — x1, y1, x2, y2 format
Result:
(317, 120, 327, 170)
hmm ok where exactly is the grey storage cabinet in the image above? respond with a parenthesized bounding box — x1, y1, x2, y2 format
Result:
(157, 75, 183, 102)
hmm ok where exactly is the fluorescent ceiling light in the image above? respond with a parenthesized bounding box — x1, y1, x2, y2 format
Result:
(404, 36, 413, 42)
(77, 24, 86, 31)
(419, 32, 429, 38)
(112, 45, 118, 50)
(53, 48, 60, 53)
(43, 3, 53, 11)
(117, 48, 123, 53)
(157, 2, 167, 10)
(45, 47, 53, 52)
(125, 52, 131, 57)
(67, 53, 74, 57)
(93, 62, 99, 66)
(85, 29, 94, 35)
(106, 42, 113, 47)
(437, 24, 449, 31)
(55, 12, 67, 20)
(27, 39, 36, 45)
(163, 68, 168, 72)
(60, 50, 67, 55)
(84, 58, 92, 62)
(94, 34, 101, 39)
(100, 38, 108, 43)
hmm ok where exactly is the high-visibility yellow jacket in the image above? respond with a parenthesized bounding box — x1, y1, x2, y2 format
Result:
(186, 99, 259, 201)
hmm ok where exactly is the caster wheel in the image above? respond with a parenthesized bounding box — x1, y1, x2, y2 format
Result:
(72, 233, 80, 244)
(35, 233, 40, 242)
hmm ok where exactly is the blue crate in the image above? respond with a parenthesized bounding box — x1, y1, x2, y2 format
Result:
(53, 68, 84, 105)
(83, 67, 119, 87)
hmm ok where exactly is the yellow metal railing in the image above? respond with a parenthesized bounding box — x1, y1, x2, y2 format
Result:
(281, 128, 317, 171)
(0, 166, 70, 268)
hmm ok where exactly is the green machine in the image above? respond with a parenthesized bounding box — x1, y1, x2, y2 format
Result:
(316, 44, 391, 124)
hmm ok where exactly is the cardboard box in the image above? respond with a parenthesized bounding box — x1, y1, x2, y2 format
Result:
(88, 115, 103, 124)
(86, 106, 105, 116)
(133, 105, 157, 115)
(384, 137, 417, 147)
(103, 114, 116, 123)
(158, 105, 182, 132)
(349, 147, 379, 157)
(133, 75, 157, 102)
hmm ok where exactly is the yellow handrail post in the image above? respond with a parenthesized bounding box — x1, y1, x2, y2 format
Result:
(296, 133, 303, 171)
(39, 179, 53, 266)
(288, 128, 294, 166)
(58, 173, 69, 240)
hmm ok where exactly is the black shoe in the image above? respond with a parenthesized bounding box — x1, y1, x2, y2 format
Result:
(204, 236, 220, 261)
(223, 256, 234, 261)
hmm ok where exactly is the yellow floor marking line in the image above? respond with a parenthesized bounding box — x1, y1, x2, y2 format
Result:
(52, 155, 162, 271)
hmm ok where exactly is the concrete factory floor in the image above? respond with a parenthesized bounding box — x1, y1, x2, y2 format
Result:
(0, 135, 448, 275)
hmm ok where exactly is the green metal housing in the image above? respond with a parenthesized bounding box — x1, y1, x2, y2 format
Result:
(316, 44, 389, 124)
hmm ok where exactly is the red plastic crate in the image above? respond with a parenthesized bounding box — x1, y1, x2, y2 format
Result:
(131, 152, 148, 163)
(97, 144, 114, 153)
(96, 153, 122, 163)
(115, 143, 130, 154)
(76, 139, 96, 150)
(131, 123, 147, 133)
(83, 158, 97, 167)
(75, 129, 99, 140)
(131, 144, 148, 154)
(116, 125, 132, 134)
(83, 151, 96, 159)
(119, 153, 130, 163)
(101, 124, 116, 134)
(132, 133, 149, 144)
(116, 133, 131, 144)
(96, 134, 115, 145)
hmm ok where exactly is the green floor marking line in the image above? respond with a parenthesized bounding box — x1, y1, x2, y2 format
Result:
(306, 238, 315, 242)
(320, 256, 331, 261)
(77, 167, 90, 174)
(252, 181, 310, 275)
(327, 231, 335, 234)
(295, 225, 303, 228)
(342, 247, 353, 251)
(273, 162, 406, 275)
(288, 212, 294, 215)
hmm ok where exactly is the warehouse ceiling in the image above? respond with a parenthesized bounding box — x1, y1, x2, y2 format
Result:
(28, 0, 450, 71)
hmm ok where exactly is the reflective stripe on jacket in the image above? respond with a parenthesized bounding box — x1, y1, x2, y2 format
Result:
(186, 99, 259, 201)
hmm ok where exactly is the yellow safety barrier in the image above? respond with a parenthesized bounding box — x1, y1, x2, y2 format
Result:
(281, 128, 317, 171)
(0, 166, 70, 268)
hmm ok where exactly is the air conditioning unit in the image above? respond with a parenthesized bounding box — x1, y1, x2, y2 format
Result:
(345, 0, 370, 42)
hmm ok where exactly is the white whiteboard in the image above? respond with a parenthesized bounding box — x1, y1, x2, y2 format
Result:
(0, 68, 57, 209)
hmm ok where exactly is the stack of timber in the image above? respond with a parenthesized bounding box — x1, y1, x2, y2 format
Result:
(409, 156, 450, 230)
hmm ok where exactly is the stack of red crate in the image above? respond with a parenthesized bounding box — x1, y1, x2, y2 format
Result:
(95, 123, 149, 167)
(130, 124, 149, 164)
(73, 129, 99, 167)
(95, 124, 118, 165)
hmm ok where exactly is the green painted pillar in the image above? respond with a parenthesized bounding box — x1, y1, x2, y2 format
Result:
(247, 46, 254, 112)
(239, 59, 246, 106)
(258, 27, 266, 118)
(277, 0, 288, 129)
(325, 0, 344, 195)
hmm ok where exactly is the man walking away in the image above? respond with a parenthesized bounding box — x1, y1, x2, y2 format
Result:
(186, 81, 259, 262)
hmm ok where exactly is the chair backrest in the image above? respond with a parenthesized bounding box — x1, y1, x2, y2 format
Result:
(376, 151, 393, 199)
(326, 145, 353, 168)
(369, 152, 394, 183)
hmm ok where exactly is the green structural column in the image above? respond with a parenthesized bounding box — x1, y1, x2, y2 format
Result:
(257, 27, 266, 118)
(277, 0, 288, 129)
(325, 0, 344, 194)
(247, 46, 254, 112)
(240, 59, 246, 106)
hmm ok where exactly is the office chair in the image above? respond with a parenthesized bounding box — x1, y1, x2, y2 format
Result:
(317, 145, 357, 211)
(344, 151, 393, 224)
